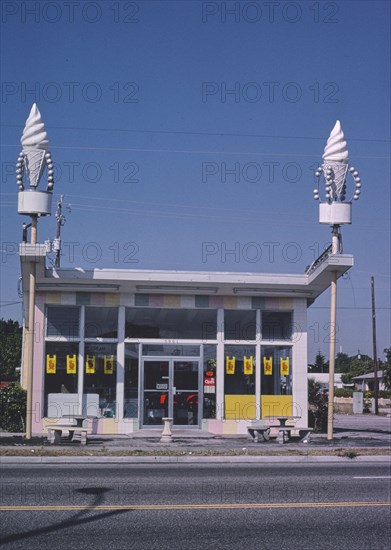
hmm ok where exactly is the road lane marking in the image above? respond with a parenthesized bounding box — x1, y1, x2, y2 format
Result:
(1, 502, 390, 512)
(353, 476, 391, 479)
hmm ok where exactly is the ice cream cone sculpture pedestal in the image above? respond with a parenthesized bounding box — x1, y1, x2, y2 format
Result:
(319, 202, 352, 225)
(18, 189, 52, 216)
(17, 103, 54, 217)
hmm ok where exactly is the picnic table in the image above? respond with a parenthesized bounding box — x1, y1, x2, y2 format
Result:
(265, 415, 301, 427)
(248, 416, 313, 444)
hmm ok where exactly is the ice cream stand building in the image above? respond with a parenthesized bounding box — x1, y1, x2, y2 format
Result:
(18, 106, 357, 436)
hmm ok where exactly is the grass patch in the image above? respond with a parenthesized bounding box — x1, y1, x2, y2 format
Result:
(337, 450, 359, 459)
(0, 447, 390, 458)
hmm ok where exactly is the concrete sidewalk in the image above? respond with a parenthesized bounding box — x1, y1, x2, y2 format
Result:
(1, 414, 390, 457)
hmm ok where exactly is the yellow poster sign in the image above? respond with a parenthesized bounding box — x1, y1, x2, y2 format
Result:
(226, 356, 236, 375)
(85, 355, 95, 374)
(243, 356, 253, 375)
(280, 357, 290, 376)
(66, 354, 77, 375)
(104, 355, 115, 374)
(46, 354, 56, 374)
(263, 357, 273, 376)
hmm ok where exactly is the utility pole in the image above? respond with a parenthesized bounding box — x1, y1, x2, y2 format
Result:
(371, 276, 379, 415)
(54, 195, 65, 268)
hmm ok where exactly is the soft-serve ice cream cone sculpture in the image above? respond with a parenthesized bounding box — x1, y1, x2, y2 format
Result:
(17, 103, 54, 217)
(313, 120, 362, 227)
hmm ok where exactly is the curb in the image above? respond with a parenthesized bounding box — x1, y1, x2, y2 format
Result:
(2, 455, 390, 465)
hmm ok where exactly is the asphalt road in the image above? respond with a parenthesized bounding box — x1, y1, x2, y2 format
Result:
(1, 462, 390, 549)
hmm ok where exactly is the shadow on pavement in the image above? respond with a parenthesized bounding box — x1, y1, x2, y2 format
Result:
(1, 487, 131, 546)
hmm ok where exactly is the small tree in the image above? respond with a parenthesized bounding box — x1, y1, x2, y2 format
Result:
(335, 352, 351, 374)
(383, 348, 391, 390)
(0, 383, 26, 432)
(308, 351, 328, 373)
(0, 319, 22, 381)
(308, 378, 328, 433)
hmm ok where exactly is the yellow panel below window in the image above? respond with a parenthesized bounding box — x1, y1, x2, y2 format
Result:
(45, 292, 61, 304)
(164, 295, 181, 308)
(105, 294, 120, 306)
(225, 395, 257, 420)
(261, 395, 293, 418)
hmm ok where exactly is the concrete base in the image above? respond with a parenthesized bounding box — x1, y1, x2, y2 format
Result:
(160, 417, 173, 443)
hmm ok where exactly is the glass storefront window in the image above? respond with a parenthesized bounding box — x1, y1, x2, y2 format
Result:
(84, 307, 118, 339)
(224, 345, 256, 395)
(224, 310, 256, 341)
(262, 311, 293, 340)
(261, 346, 292, 395)
(46, 306, 80, 339)
(125, 308, 217, 340)
(44, 342, 79, 416)
(124, 344, 139, 418)
(203, 344, 217, 419)
(84, 343, 117, 417)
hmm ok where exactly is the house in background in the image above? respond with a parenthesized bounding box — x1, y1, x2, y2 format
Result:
(19, 243, 353, 436)
(307, 373, 346, 393)
(352, 371, 386, 393)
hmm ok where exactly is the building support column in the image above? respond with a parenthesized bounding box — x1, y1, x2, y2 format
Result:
(25, 215, 37, 439)
(255, 309, 261, 420)
(116, 306, 125, 423)
(216, 308, 224, 421)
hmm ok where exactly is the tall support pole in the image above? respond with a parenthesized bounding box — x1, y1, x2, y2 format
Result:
(331, 224, 340, 254)
(327, 224, 339, 440)
(25, 215, 37, 439)
(371, 276, 379, 415)
(327, 269, 337, 440)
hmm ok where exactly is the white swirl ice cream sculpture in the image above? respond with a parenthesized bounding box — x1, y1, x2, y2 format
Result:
(313, 120, 362, 225)
(17, 103, 54, 216)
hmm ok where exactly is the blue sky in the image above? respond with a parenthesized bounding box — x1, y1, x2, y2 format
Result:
(1, 0, 390, 362)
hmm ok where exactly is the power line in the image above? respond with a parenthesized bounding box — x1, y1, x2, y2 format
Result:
(0, 143, 389, 159)
(1, 199, 389, 230)
(1, 123, 390, 143)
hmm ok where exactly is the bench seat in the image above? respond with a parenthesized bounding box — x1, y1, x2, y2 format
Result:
(247, 422, 271, 442)
(275, 426, 314, 444)
(46, 424, 89, 445)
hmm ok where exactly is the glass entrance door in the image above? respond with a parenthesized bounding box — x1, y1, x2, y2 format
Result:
(142, 359, 200, 427)
(173, 361, 199, 426)
(143, 360, 169, 425)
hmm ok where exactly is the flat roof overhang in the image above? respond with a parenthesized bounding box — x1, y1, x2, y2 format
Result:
(19, 244, 353, 321)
